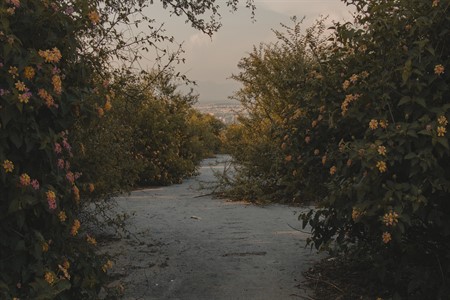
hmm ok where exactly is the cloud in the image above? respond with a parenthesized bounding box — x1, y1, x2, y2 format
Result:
(255, 0, 351, 20)
(186, 32, 215, 49)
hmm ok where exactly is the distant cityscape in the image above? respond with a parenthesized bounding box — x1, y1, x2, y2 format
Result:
(194, 103, 247, 125)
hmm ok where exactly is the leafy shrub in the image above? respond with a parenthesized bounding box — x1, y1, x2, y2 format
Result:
(223, 0, 449, 297)
(0, 0, 111, 297)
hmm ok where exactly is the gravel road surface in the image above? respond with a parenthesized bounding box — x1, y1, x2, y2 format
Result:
(101, 156, 318, 300)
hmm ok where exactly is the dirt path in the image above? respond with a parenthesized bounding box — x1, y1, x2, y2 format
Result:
(101, 156, 318, 300)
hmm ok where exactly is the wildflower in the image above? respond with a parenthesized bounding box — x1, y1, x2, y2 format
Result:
(314, 149, 320, 156)
(311, 120, 318, 128)
(54, 143, 62, 154)
(46, 190, 57, 210)
(369, 119, 379, 130)
(38, 48, 62, 63)
(104, 100, 112, 111)
(44, 272, 55, 285)
(62, 139, 71, 151)
(432, 0, 439, 7)
(15, 81, 26, 92)
(86, 234, 97, 246)
(42, 241, 49, 252)
(382, 232, 392, 244)
(31, 179, 40, 190)
(437, 126, 447, 137)
(342, 80, 350, 91)
(88, 10, 100, 24)
(6, 7, 15, 15)
(285, 155, 292, 162)
(360, 71, 369, 78)
(305, 136, 311, 144)
(70, 219, 80, 236)
(329, 166, 337, 175)
(7, 0, 20, 7)
(8, 66, 18, 77)
(376, 161, 387, 173)
(378, 145, 387, 156)
(438, 115, 448, 126)
(321, 155, 327, 165)
(351, 208, 362, 221)
(3, 160, 14, 172)
(24, 66, 35, 79)
(66, 172, 75, 184)
(434, 64, 444, 75)
(97, 107, 104, 117)
(38, 89, 55, 108)
(18, 92, 31, 103)
(19, 173, 31, 186)
(52, 75, 62, 94)
(58, 211, 67, 222)
(383, 211, 399, 226)
(341, 94, 361, 115)
(57, 159, 65, 169)
(73, 185, 80, 205)
(102, 260, 113, 272)
(349, 74, 358, 83)
(88, 183, 95, 193)
(379, 119, 389, 129)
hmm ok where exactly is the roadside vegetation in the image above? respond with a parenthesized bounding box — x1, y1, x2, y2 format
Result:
(0, 0, 247, 298)
(219, 0, 449, 298)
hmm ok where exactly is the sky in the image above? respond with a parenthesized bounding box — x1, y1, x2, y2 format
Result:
(143, 1, 354, 104)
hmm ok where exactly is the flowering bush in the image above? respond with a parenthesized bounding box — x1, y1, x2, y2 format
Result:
(0, 0, 113, 297)
(224, 0, 449, 297)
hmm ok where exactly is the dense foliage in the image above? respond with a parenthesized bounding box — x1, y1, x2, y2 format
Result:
(0, 0, 251, 298)
(223, 0, 449, 298)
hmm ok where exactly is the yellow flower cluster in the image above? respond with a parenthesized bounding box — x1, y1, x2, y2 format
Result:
(369, 119, 378, 130)
(329, 165, 337, 175)
(434, 64, 444, 75)
(437, 126, 447, 137)
(383, 211, 399, 226)
(8, 66, 18, 78)
(3, 160, 14, 172)
(351, 208, 363, 221)
(376, 161, 387, 173)
(52, 75, 62, 94)
(73, 185, 80, 205)
(15, 81, 26, 92)
(438, 115, 448, 126)
(38, 48, 62, 63)
(44, 272, 55, 285)
(24, 66, 35, 79)
(341, 93, 361, 115)
(86, 234, 97, 246)
(377, 145, 387, 156)
(437, 115, 447, 137)
(38, 89, 55, 107)
(19, 173, 31, 186)
(88, 10, 100, 24)
(58, 211, 67, 222)
(382, 232, 392, 244)
(71, 219, 81, 236)
(102, 260, 113, 272)
(42, 241, 49, 252)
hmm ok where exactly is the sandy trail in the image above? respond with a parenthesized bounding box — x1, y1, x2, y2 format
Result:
(101, 156, 318, 300)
